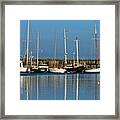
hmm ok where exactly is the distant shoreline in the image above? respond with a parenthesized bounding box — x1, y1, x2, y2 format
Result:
(20, 58, 100, 69)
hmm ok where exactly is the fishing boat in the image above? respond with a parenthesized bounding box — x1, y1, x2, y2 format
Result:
(63, 28, 85, 73)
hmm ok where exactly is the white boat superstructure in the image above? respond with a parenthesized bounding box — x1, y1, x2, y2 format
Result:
(38, 64, 49, 72)
(38, 64, 48, 69)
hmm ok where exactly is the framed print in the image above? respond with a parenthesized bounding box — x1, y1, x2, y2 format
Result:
(0, 0, 119, 119)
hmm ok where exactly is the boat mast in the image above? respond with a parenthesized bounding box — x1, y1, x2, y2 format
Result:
(53, 32, 57, 68)
(37, 32, 40, 68)
(30, 51, 32, 67)
(54, 32, 57, 60)
(75, 35, 79, 67)
(26, 20, 30, 67)
(64, 28, 67, 67)
(72, 52, 75, 67)
(94, 24, 97, 60)
(94, 23, 99, 68)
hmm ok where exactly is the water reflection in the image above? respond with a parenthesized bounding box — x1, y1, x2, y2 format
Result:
(20, 73, 100, 100)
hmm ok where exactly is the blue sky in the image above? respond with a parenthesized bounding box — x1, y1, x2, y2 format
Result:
(20, 20, 100, 59)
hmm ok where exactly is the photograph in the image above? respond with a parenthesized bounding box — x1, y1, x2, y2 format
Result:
(2, 2, 117, 117)
(20, 20, 100, 100)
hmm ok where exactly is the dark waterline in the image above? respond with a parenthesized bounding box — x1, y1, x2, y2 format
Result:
(20, 73, 100, 100)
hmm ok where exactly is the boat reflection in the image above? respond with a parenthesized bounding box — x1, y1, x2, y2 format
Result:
(20, 73, 100, 100)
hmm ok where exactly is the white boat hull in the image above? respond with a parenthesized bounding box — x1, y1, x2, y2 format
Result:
(85, 68, 100, 73)
(20, 67, 30, 73)
(20, 67, 27, 72)
(49, 68, 66, 73)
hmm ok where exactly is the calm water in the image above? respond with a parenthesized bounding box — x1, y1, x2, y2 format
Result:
(20, 73, 100, 100)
